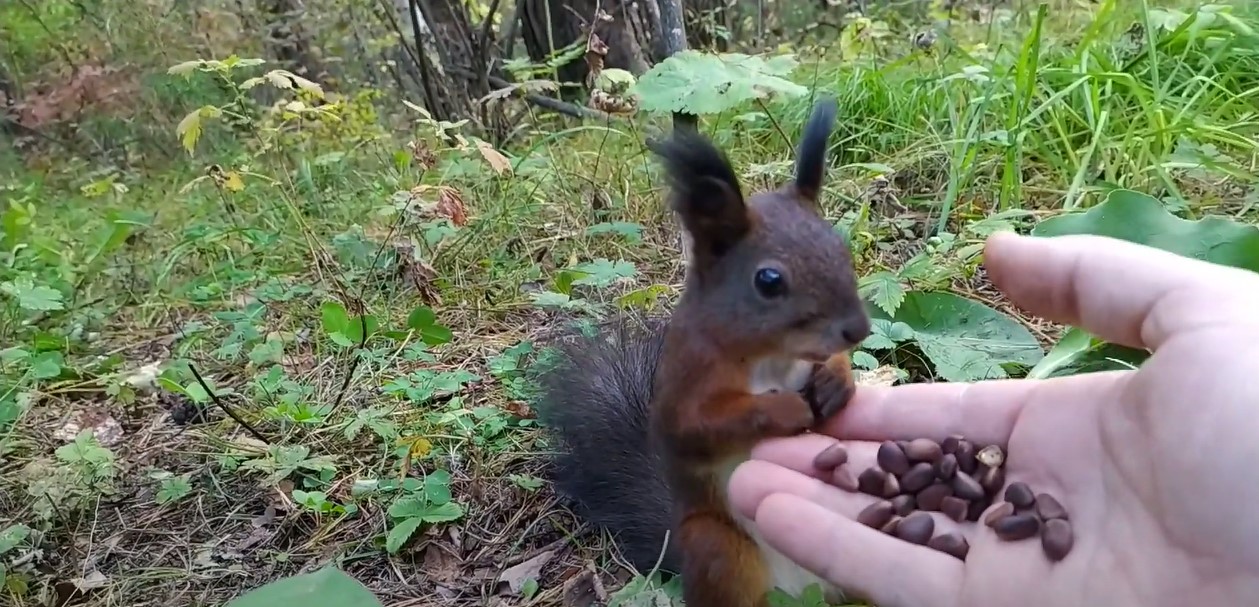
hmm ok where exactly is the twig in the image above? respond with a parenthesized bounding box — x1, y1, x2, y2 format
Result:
(187, 363, 270, 444)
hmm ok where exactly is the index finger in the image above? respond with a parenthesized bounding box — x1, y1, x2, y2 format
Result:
(985, 232, 1259, 351)
(818, 370, 1126, 446)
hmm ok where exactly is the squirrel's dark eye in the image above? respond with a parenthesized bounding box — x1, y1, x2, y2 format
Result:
(754, 267, 787, 298)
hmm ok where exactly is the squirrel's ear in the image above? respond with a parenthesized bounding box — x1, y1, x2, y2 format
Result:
(792, 96, 838, 208)
(648, 131, 750, 260)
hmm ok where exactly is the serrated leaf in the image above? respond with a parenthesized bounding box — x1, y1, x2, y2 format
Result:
(225, 566, 382, 606)
(630, 50, 808, 116)
(176, 106, 220, 156)
(879, 291, 1043, 382)
(386, 517, 424, 554)
(222, 171, 245, 192)
(569, 258, 636, 287)
(0, 524, 31, 555)
(1032, 188, 1259, 273)
(852, 350, 878, 369)
(167, 60, 202, 76)
(858, 271, 906, 316)
(1, 277, 64, 311)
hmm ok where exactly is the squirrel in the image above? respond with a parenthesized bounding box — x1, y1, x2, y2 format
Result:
(533, 97, 871, 607)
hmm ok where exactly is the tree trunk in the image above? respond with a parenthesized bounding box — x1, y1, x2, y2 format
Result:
(259, 0, 327, 81)
(519, 0, 657, 95)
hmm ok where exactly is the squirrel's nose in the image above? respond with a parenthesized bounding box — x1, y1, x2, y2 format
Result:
(841, 315, 872, 346)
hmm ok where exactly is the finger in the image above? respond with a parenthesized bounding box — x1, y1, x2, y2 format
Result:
(817, 370, 1126, 446)
(728, 459, 974, 538)
(752, 492, 962, 607)
(984, 231, 1259, 351)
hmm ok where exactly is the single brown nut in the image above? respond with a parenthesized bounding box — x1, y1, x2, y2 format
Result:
(900, 462, 936, 493)
(967, 498, 989, 522)
(983, 501, 1015, 527)
(858, 467, 886, 496)
(890, 494, 916, 516)
(1004, 482, 1036, 509)
(950, 471, 985, 501)
(916, 483, 953, 511)
(895, 511, 935, 545)
(831, 465, 859, 492)
(927, 532, 970, 561)
(881, 471, 901, 498)
(941, 434, 964, 455)
(993, 512, 1041, 541)
(1041, 518, 1074, 561)
(880, 515, 902, 535)
(934, 453, 958, 481)
(976, 444, 1005, 468)
(905, 438, 944, 463)
(813, 444, 849, 471)
(1035, 493, 1069, 521)
(876, 440, 911, 475)
(955, 441, 978, 474)
(941, 496, 969, 523)
(979, 465, 1006, 497)
(857, 500, 896, 529)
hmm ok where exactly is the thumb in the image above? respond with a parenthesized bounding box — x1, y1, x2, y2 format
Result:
(983, 232, 1259, 351)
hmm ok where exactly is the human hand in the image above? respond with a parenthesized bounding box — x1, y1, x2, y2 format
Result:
(728, 232, 1259, 607)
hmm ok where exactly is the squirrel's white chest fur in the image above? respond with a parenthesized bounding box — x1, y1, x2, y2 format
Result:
(713, 356, 844, 604)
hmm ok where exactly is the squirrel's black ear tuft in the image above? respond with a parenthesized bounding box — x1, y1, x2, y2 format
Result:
(648, 130, 750, 260)
(793, 96, 838, 204)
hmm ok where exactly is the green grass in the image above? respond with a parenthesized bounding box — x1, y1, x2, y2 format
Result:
(1, 0, 1257, 605)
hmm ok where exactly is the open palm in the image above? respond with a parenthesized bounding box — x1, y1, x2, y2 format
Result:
(728, 233, 1259, 607)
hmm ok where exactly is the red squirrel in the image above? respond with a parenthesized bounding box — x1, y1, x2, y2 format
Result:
(535, 97, 871, 607)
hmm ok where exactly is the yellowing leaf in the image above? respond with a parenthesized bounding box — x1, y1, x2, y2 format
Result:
(176, 110, 203, 156)
(240, 76, 266, 90)
(409, 437, 432, 458)
(285, 100, 307, 112)
(289, 74, 325, 98)
(222, 171, 245, 192)
(475, 140, 511, 175)
(401, 99, 434, 120)
(167, 60, 202, 76)
(266, 71, 294, 89)
(176, 106, 221, 156)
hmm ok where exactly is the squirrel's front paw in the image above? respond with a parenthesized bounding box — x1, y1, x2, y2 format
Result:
(806, 363, 856, 423)
(752, 393, 816, 437)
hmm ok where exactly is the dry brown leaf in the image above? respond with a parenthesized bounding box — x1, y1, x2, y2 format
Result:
(475, 140, 512, 176)
(497, 550, 555, 595)
(391, 239, 443, 305)
(562, 567, 607, 607)
(54, 408, 124, 447)
(422, 544, 463, 584)
(856, 365, 901, 387)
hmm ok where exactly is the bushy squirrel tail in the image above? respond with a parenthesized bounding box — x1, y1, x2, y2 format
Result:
(530, 315, 682, 574)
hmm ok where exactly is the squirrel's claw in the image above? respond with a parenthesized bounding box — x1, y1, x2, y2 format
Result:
(805, 363, 855, 423)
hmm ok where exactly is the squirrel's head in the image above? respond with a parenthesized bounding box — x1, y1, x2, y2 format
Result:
(649, 98, 871, 362)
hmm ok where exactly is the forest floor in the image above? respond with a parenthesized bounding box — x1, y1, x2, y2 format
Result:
(2, 1, 1258, 606)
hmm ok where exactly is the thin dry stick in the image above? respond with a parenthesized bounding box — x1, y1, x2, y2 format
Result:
(187, 363, 270, 444)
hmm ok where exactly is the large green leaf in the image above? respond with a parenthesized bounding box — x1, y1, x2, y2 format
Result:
(225, 566, 382, 607)
(881, 291, 1044, 382)
(630, 50, 808, 116)
(1032, 189, 1259, 273)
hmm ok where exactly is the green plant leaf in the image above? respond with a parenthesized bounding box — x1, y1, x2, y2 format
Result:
(858, 271, 907, 317)
(1026, 327, 1102, 380)
(1, 277, 64, 311)
(0, 524, 31, 555)
(321, 302, 350, 335)
(568, 258, 637, 288)
(630, 50, 808, 116)
(225, 565, 382, 606)
(882, 291, 1044, 382)
(407, 306, 453, 345)
(385, 517, 424, 554)
(1032, 189, 1259, 273)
